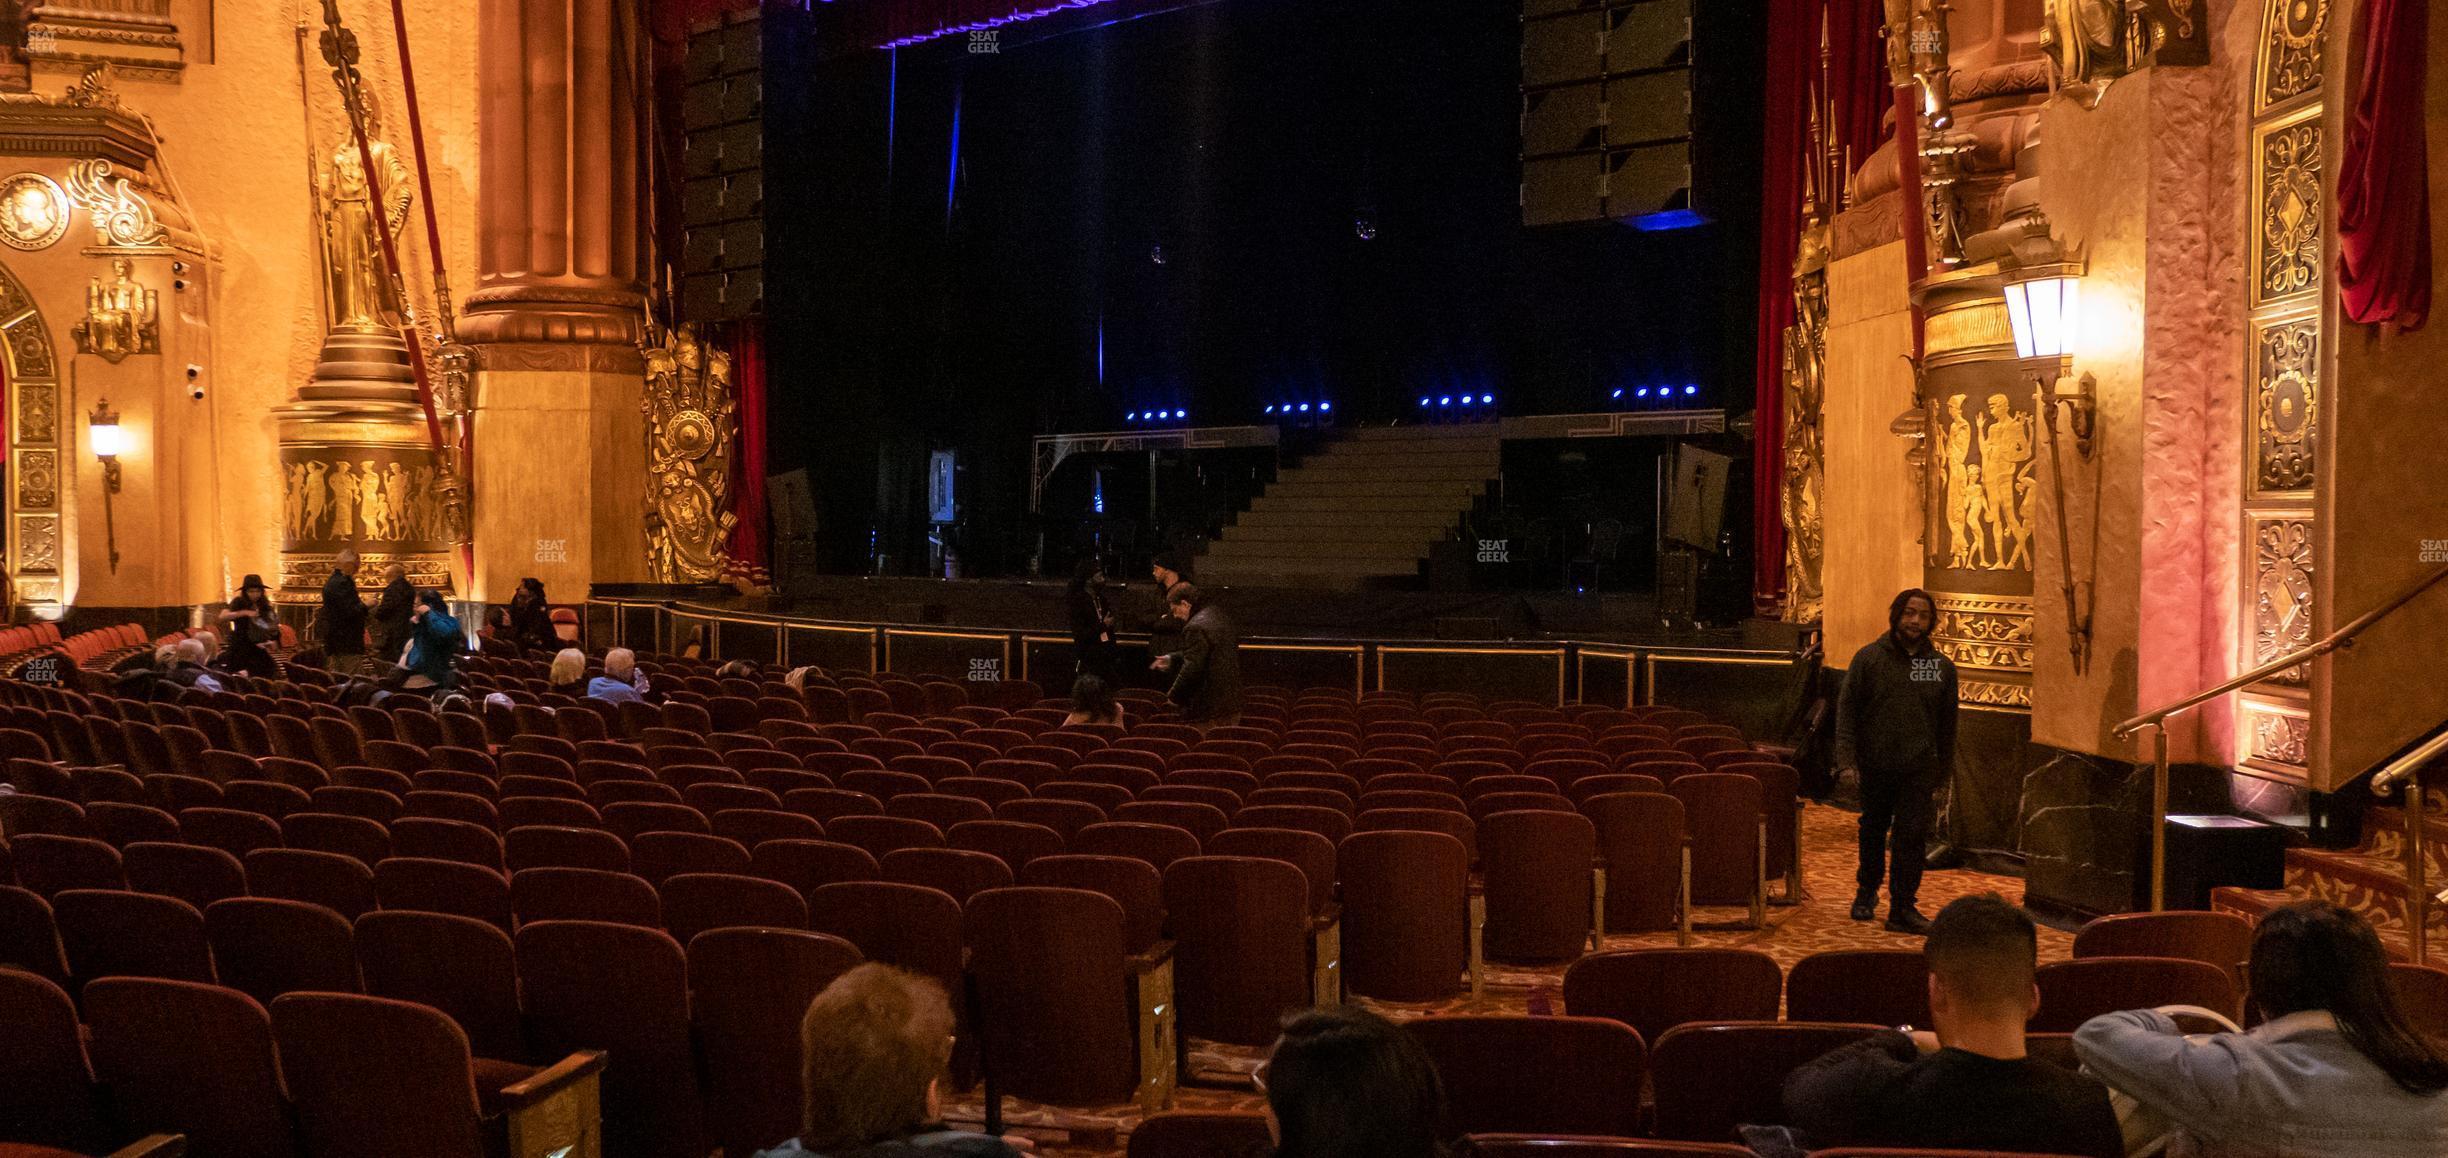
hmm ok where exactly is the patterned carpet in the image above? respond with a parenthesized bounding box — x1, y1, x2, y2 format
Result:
(945, 802, 2065, 1153)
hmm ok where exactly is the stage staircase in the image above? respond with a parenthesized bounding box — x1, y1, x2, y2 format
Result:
(2213, 792, 2448, 962)
(1195, 424, 1500, 590)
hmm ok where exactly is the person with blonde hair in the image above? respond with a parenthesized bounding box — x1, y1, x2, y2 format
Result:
(754, 964, 1021, 1158)
(547, 648, 588, 696)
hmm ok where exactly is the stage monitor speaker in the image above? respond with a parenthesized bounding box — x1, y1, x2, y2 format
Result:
(681, 10, 767, 321)
(1656, 548, 1699, 624)
(1664, 443, 1731, 549)
(1520, 0, 1694, 227)
(768, 469, 816, 539)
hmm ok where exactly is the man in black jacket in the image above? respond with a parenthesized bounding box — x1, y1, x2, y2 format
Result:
(320, 549, 369, 670)
(1152, 583, 1240, 729)
(1781, 894, 2123, 1158)
(1834, 587, 1957, 934)
(371, 563, 416, 666)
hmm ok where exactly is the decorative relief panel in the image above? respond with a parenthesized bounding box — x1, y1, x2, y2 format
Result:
(17, 513, 56, 572)
(16, 380, 52, 440)
(1960, 679, 2033, 709)
(2253, 111, 2323, 307)
(2255, 0, 2329, 113)
(15, 448, 53, 508)
(1925, 387, 2038, 573)
(1931, 592, 2036, 674)
(2252, 514, 2314, 686)
(2253, 314, 2318, 494)
(2242, 700, 2309, 777)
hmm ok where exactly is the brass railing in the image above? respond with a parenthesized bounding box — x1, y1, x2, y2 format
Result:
(2112, 561, 2448, 923)
(2371, 733, 2446, 965)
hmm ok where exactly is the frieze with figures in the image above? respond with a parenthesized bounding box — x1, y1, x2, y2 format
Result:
(1931, 592, 2036, 675)
(1926, 387, 2037, 574)
(281, 448, 450, 550)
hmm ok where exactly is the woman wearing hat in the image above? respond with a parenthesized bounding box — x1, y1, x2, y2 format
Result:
(215, 574, 283, 679)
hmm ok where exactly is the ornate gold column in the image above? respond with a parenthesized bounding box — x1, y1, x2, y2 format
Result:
(463, 0, 650, 599)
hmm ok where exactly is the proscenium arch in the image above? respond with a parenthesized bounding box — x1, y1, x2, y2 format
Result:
(0, 256, 65, 617)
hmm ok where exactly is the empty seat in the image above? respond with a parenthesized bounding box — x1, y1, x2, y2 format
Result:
(122, 841, 247, 911)
(965, 886, 1153, 1110)
(12, 833, 125, 896)
(1163, 856, 1313, 1046)
(829, 814, 947, 858)
(2031, 957, 2238, 1032)
(54, 889, 214, 989)
(1022, 855, 1168, 957)
(272, 990, 602, 1158)
(805, 881, 966, 998)
(505, 824, 631, 873)
(750, 839, 881, 901)
(2071, 911, 2254, 982)
(1582, 791, 1687, 935)
(1563, 948, 1783, 1048)
(1669, 773, 1765, 926)
(206, 896, 361, 1004)
(1408, 1014, 1645, 1138)
(1649, 1022, 1882, 1142)
(84, 977, 297, 1158)
(1785, 949, 1932, 1027)
(660, 871, 809, 944)
(510, 866, 661, 929)
(374, 857, 514, 931)
(1338, 830, 1469, 1002)
(392, 816, 507, 871)
(947, 819, 1067, 874)
(516, 920, 705, 1158)
(281, 811, 393, 868)
(881, 847, 1016, 906)
(1075, 820, 1203, 871)
(686, 927, 865, 1158)
(631, 831, 754, 885)
(0, 883, 68, 985)
(245, 848, 379, 921)
(0, 968, 107, 1152)
(1125, 1111, 1275, 1158)
(1478, 809, 1598, 964)
(353, 910, 527, 1062)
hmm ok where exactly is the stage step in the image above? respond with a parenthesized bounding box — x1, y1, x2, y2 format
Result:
(2208, 800, 2448, 962)
(1197, 424, 1501, 590)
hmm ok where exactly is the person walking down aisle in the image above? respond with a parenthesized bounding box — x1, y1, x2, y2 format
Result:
(1834, 587, 1957, 935)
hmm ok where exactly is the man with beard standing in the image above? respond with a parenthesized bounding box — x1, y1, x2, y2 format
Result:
(1834, 588, 1957, 935)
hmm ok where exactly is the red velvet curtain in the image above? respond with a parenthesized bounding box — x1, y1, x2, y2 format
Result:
(725, 317, 772, 579)
(1754, 0, 1886, 616)
(2338, 0, 2431, 330)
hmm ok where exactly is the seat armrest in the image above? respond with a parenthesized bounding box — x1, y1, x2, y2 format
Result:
(1127, 940, 1175, 974)
(494, 1049, 607, 1111)
(108, 1136, 188, 1158)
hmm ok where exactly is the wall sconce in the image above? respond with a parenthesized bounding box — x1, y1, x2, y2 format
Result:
(88, 399, 124, 492)
(2001, 262, 2093, 671)
(2003, 266, 2095, 457)
(87, 398, 122, 572)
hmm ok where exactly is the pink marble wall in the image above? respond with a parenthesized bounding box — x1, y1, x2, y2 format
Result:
(2027, 0, 2252, 763)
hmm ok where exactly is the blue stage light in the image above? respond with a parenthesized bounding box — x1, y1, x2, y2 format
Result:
(1320, 401, 1332, 412)
(1612, 389, 1623, 399)
(1174, 409, 1187, 419)
(1419, 397, 1430, 407)
(1636, 388, 1650, 398)
(1684, 384, 1699, 395)
(1298, 403, 1310, 412)
(1264, 405, 1275, 414)
(1126, 411, 1138, 421)
(1480, 395, 1492, 404)
(1439, 396, 1453, 406)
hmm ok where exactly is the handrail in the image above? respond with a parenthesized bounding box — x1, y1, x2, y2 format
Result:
(2113, 561, 2448, 740)
(2373, 728, 2448, 796)
(2107, 560, 2448, 924)
(2372, 731, 2448, 968)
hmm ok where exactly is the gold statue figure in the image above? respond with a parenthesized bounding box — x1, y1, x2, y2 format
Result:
(319, 91, 413, 331)
(72, 257, 157, 362)
(642, 324, 739, 583)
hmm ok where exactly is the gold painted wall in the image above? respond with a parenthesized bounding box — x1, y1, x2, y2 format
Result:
(2314, 1, 2448, 791)
(1820, 242, 1922, 661)
(49, 0, 480, 605)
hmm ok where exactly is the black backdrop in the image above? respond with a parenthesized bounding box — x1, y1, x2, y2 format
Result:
(767, 0, 1762, 578)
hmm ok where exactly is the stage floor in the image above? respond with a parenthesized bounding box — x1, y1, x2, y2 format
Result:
(946, 801, 2062, 1154)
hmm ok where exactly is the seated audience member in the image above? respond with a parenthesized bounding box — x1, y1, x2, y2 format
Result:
(1784, 893, 2122, 1158)
(785, 665, 820, 693)
(547, 648, 591, 697)
(2075, 900, 2448, 1157)
(168, 638, 224, 692)
(718, 659, 762, 681)
(1264, 1005, 1446, 1158)
(755, 964, 1021, 1158)
(588, 647, 654, 704)
(1063, 674, 1125, 727)
(476, 606, 520, 658)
